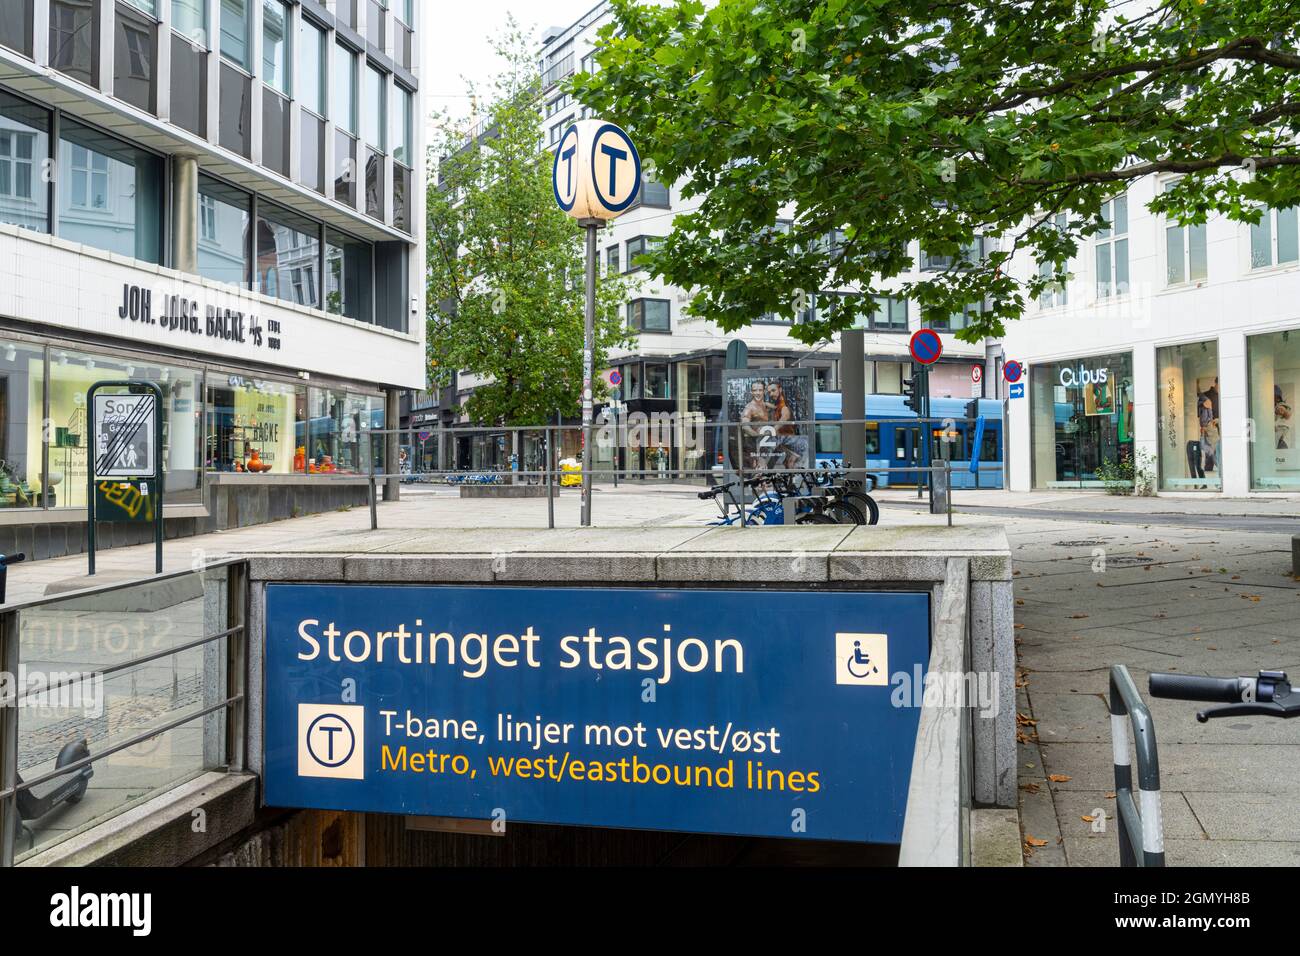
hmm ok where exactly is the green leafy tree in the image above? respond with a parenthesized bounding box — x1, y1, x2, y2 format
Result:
(428, 23, 635, 435)
(572, 0, 1300, 344)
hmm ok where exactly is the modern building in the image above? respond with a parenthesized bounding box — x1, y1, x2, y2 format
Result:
(416, 0, 989, 477)
(999, 175, 1300, 497)
(0, 0, 425, 559)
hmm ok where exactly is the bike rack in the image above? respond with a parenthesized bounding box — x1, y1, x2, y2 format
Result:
(1109, 664, 1165, 867)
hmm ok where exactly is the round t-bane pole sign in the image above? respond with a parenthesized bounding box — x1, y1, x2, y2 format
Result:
(553, 119, 642, 528)
(553, 120, 642, 220)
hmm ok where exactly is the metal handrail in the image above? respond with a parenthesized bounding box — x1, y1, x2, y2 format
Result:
(1109, 664, 1165, 867)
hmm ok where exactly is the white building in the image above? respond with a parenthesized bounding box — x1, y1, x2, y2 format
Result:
(423, 0, 989, 474)
(999, 174, 1300, 497)
(0, 0, 426, 558)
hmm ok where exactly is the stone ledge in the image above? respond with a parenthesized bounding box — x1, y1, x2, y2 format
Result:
(20, 772, 256, 867)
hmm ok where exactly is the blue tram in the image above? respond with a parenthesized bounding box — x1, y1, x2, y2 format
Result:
(813, 393, 1005, 489)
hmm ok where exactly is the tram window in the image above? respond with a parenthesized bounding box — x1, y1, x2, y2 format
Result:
(865, 424, 880, 456)
(982, 429, 1000, 461)
(816, 424, 842, 455)
(933, 430, 967, 459)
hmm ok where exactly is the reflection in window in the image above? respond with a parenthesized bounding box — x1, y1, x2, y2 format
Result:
(0, 1, 34, 58)
(50, 0, 98, 85)
(261, 0, 289, 95)
(297, 17, 326, 116)
(58, 120, 162, 263)
(114, 2, 157, 113)
(0, 339, 45, 508)
(219, 0, 249, 68)
(392, 85, 413, 166)
(170, 32, 207, 135)
(628, 298, 670, 332)
(364, 148, 383, 220)
(172, 0, 208, 47)
(197, 175, 250, 287)
(326, 229, 372, 322)
(362, 64, 385, 152)
(207, 377, 300, 474)
(333, 42, 356, 135)
(218, 61, 251, 157)
(0, 90, 49, 233)
(257, 203, 320, 309)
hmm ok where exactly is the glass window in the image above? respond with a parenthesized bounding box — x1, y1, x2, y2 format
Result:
(364, 0, 384, 49)
(114, 2, 157, 113)
(219, 0, 249, 68)
(1250, 206, 1300, 270)
(122, 0, 156, 15)
(325, 228, 372, 322)
(261, 0, 289, 94)
(297, 17, 325, 115)
(628, 298, 670, 332)
(644, 364, 670, 399)
(170, 32, 207, 135)
(364, 147, 383, 220)
(1247, 328, 1300, 490)
(334, 127, 356, 205)
(1156, 341, 1221, 491)
(218, 61, 251, 157)
(606, 245, 619, 275)
(1163, 182, 1207, 285)
(49, 0, 98, 85)
(49, 350, 202, 506)
(391, 161, 409, 232)
(0, 339, 45, 508)
(172, 0, 208, 47)
(262, 78, 290, 176)
(207, 376, 300, 474)
(0, 1, 34, 58)
(625, 235, 662, 272)
(392, 85, 413, 166)
(1030, 352, 1135, 489)
(197, 175, 250, 287)
(333, 42, 357, 135)
(1096, 194, 1129, 297)
(362, 64, 386, 152)
(856, 296, 908, 332)
(1037, 212, 1069, 308)
(305, 388, 377, 474)
(300, 111, 324, 193)
(57, 120, 162, 264)
(0, 89, 50, 233)
(256, 203, 320, 309)
(641, 177, 669, 208)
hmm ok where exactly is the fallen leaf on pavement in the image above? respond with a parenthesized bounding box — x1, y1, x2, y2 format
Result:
(1048, 774, 1071, 783)
(1025, 836, 1049, 848)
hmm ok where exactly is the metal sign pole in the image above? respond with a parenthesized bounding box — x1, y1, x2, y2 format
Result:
(580, 218, 599, 527)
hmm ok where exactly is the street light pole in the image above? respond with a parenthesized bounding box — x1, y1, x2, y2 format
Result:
(580, 218, 602, 527)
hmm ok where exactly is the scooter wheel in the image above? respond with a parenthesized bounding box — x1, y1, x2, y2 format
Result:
(55, 740, 91, 804)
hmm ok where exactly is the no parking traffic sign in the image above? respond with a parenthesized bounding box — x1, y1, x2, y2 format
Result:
(909, 329, 943, 366)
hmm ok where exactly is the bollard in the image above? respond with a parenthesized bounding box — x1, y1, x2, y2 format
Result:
(1293, 535, 1299, 579)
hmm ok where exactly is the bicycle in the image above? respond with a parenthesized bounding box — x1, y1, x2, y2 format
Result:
(698, 478, 829, 526)
(1109, 664, 1299, 867)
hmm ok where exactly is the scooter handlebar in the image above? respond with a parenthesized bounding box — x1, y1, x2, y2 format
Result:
(1149, 672, 1250, 703)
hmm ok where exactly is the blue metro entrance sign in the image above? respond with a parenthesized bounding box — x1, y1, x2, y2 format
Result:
(264, 585, 930, 844)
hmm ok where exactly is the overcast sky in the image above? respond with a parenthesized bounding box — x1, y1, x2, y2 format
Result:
(423, 0, 599, 127)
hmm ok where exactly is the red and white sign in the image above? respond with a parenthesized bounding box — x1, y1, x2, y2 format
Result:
(971, 365, 983, 384)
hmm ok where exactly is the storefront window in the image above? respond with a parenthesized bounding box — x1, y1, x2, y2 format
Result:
(206, 376, 300, 474)
(0, 340, 44, 508)
(1156, 341, 1221, 491)
(49, 349, 202, 507)
(197, 174, 250, 287)
(1247, 328, 1300, 490)
(304, 387, 380, 474)
(0, 89, 49, 233)
(57, 119, 163, 264)
(1030, 352, 1134, 489)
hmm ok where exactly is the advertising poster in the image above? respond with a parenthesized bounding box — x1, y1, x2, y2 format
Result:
(721, 367, 815, 472)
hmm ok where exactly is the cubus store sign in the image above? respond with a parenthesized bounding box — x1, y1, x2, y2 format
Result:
(117, 283, 284, 353)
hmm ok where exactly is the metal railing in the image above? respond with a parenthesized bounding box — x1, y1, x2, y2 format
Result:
(360, 416, 1005, 529)
(0, 560, 248, 866)
(1109, 664, 1165, 867)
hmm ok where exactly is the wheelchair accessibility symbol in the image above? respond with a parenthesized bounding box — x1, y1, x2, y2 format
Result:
(298, 703, 365, 780)
(835, 633, 890, 687)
